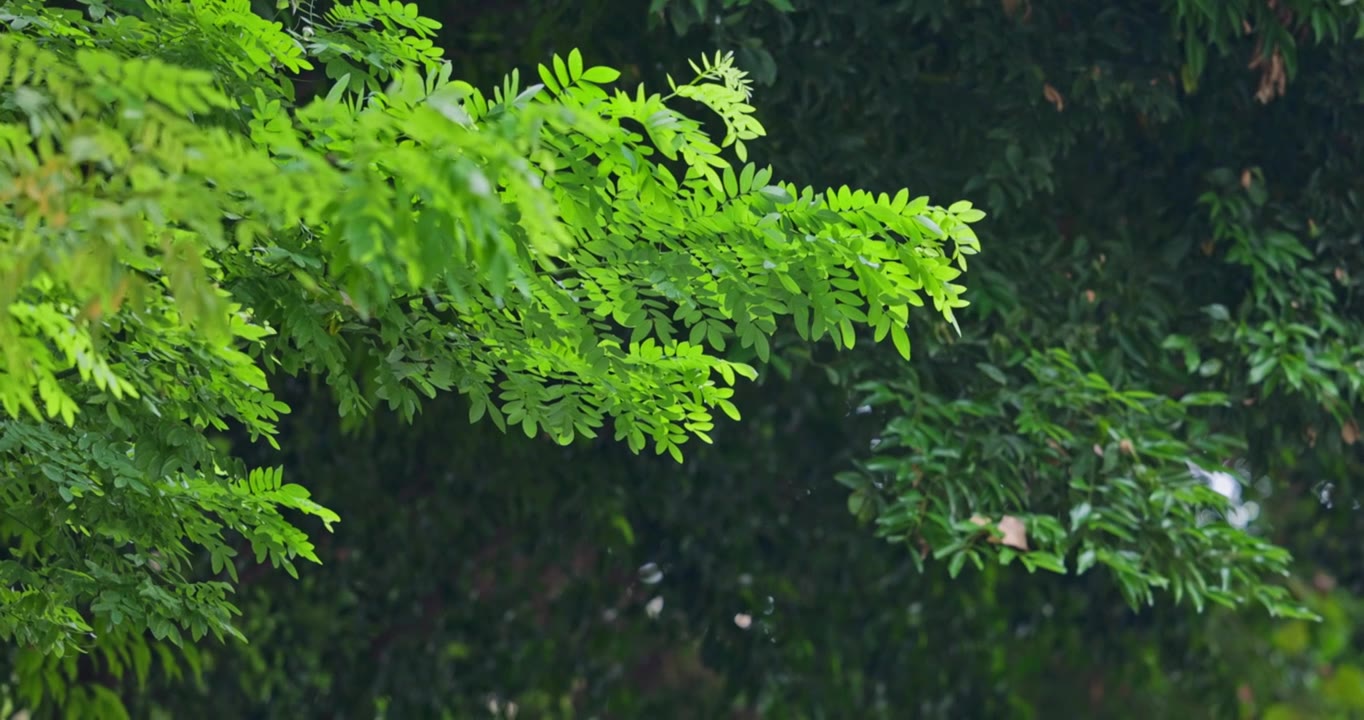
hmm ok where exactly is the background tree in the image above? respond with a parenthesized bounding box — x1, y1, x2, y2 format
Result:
(3, 0, 1364, 718)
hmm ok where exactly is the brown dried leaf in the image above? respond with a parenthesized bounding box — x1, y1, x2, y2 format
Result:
(1043, 83, 1065, 111)
(1253, 50, 1287, 104)
(970, 514, 1030, 551)
(1342, 420, 1359, 446)
(997, 515, 1029, 551)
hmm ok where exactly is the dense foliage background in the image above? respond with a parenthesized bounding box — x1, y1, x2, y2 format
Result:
(3, 0, 1364, 718)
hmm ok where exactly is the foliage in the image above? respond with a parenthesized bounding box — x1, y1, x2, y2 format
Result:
(5, 0, 1364, 717)
(845, 348, 1300, 613)
(0, 0, 988, 714)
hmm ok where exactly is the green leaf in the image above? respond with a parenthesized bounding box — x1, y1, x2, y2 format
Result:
(536, 63, 561, 94)
(1025, 552, 1067, 574)
(976, 362, 1007, 385)
(1249, 356, 1279, 384)
(581, 66, 621, 84)
(552, 53, 571, 87)
(1069, 502, 1091, 531)
(890, 324, 911, 360)
(947, 552, 967, 578)
(568, 48, 583, 81)
(760, 185, 794, 204)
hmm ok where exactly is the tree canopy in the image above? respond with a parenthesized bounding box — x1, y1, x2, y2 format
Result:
(2, 0, 1363, 718)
